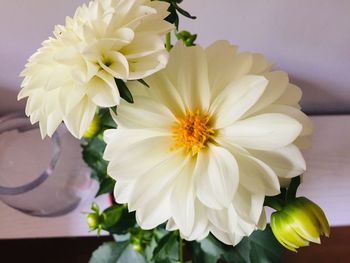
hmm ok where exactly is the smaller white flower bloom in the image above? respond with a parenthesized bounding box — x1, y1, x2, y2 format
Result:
(19, 0, 173, 138)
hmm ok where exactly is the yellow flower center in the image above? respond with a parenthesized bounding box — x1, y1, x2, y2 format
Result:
(172, 109, 215, 155)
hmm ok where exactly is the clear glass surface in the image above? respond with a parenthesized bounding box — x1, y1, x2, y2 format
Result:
(0, 113, 92, 217)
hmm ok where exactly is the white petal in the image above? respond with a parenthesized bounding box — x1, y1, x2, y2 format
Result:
(86, 72, 120, 107)
(195, 144, 239, 209)
(249, 53, 272, 74)
(182, 199, 209, 241)
(236, 219, 256, 237)
(244, 71, 289, 116)
(249, 144, 306, 179)
(122, 33, 165, 59)
(166, 218, 178, 232)
(63, 96, 96, 138)
(135, 188, 171, 229)
(165, 42, 210, 111)
(100, 51, 129, 80)
(113, 179, 135, 204)
(128, 51, 168, 80)
(59, 83, 86, 114)
(127, 151, 187, 211)
(208, 205, 238, 234)
(193, 151, 221, 209)
(116, 95, 176, 130)
(170, 159, 196, 237)
(205, 41, 253, 100)
(107, 136, 174, 180)
(294, 136, 312, 149)
(25, 89, 44, 115)
(103, 128, 169, 156)
(45, 111, 63, 137)
(210, 75, 268, 129)
(275, 83, 302, 106)
(210, 226, 244, 246)
(233, 186, 265, 225)
(258, 104, 313, 136)
(141, 71, 186, 116)
(235, 154, 280, 196)
(257, 209, 267, 230)
(219, 113, 302, 150)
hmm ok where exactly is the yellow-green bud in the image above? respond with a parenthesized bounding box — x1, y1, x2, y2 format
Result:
(83, 114, 101, 138)
(270, 197, 330, 252)
(132, 243, 143, 253)
(86, 213, 100, 230)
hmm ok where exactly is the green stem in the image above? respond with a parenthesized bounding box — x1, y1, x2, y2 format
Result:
(285, 176, 301, 202)
(165, 32, 171, 51)
(264, 196, 283, 211)
(179, 233, 183, 263)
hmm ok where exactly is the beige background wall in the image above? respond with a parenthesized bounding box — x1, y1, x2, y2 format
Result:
(1, 0, 349, 114)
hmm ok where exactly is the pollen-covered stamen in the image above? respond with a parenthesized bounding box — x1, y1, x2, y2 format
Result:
(172, 109, 215, 155)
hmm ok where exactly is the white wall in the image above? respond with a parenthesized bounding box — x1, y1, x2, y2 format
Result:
(1, 0, 349, 114)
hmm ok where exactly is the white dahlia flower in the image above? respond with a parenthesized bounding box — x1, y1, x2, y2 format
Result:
(18, 0, 173, 138)
(103, 41, 313, 245)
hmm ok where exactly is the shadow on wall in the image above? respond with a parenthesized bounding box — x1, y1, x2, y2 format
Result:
(287, 76, 350, 115)
(0, 88, 25, 116)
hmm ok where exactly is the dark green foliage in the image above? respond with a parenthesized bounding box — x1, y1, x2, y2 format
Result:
(138, 79, 150, 88)
(157, 0, 196, 29)
(188, 226, 283, 263)
(176, 30, 197, 46)
(115, 78, 134, 103)
(89, 241, 146, 263)
(152, 232, 179, 262)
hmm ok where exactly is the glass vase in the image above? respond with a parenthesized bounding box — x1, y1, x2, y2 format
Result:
(0, 113, 92, 217)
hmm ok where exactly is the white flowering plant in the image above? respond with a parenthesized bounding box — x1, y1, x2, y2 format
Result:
(19, 0, 329, 262)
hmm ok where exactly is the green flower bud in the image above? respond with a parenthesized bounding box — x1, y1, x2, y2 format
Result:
(132, 242, 143, 254)
(175, 30, 197, 46)
(83, 114, 101, 138)
(270, 197, 330, 252)
(86, 213, 100, 231)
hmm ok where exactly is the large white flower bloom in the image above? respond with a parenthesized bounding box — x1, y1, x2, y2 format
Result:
(18, 0, 173, 138)
(103, 41, 313, 245)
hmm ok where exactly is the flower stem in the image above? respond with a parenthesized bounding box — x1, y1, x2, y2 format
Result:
(179, 232, 183, 263)
(264, 196, 283, 211)
(165, 32, 171, 51)
(285, 176, 301, 201)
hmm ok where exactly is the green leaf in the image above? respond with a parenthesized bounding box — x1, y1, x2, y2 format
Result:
(113, 233, 131, 242)
(247, 226, 283, 263)
(175, 30, 197, 46)
(188, 241, 219, 263)
(115, 78, 134, 103)
(222, 226, 283, 263)
(164, 4, 179, 29)
(190, 226, 282, 263)
(99, 108, 117, 129)
(81, 136, 112, 197)
(96, 177, 115, 197)
(81, 137, 107, 175)
(106, 209, 136, 234)
(152, 232, 179, 262)
(200, 236, 225, 263)
(89, 242, 146, 263)
(221, 238, 251, 263)
(174, 4, 196, 19)
(101, 204, 124, 229)
(137, 79, 150, 88)
(118, 245, 147, 263)
(144, 236, 158, 262)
